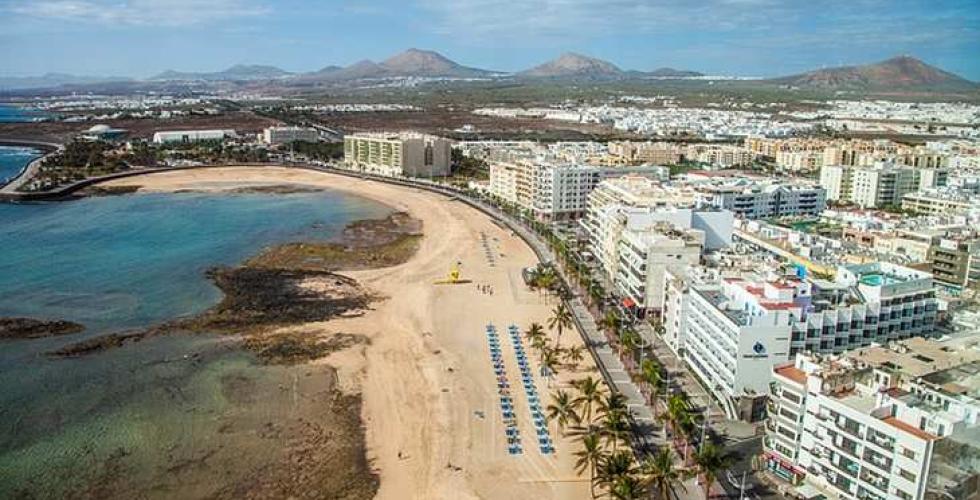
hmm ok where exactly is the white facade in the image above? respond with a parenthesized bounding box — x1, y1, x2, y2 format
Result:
(697, 182, 827, 219)
(152, 129, 236, 144)
(671, 262, 940, 420)
(615, 223, 703, 312)
(766, 349, 979, 500)
(820, 163, 949, 208)
(262, 126, 318, 144)
(343, 132, 451, 177)
(487, 162, 669, 220)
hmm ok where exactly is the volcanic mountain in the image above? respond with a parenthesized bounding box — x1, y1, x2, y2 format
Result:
(150, 64, 292, 81)
(519, 53, 623, 79)
(310, 49, 495, 80)
(770, 56, 976, 91)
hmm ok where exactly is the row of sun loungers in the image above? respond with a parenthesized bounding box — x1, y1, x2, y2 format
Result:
(486, 324, 522, 455)
(480, 232, 496, 267)
(506, 325, 555, 455)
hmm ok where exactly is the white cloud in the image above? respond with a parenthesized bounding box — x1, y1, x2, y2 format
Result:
(8, 0, 270, 26)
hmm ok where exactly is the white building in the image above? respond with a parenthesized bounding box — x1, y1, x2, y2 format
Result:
(766, 342, 979, 500)
(152, 129, 237, 144)
(580, 176, 734, 313)
(615, 222, 704, 313)
(696, 181, 827, 219)
(343, 132, 452, 177)
(262, 126, 319, 144)
(487, 161, 669, 220)
(820, 163, 949, 208)
(668, 262, 940, 420)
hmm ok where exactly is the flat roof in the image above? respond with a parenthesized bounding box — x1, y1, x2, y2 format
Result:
(881, 416, 938, 441)
(775, 364, 807, 385)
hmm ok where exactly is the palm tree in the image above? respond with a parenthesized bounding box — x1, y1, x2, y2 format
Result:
(525, 322, 545, 346)
(640, 358, 664, 411)
(639, 448, 689, 500)
(600, 407, 632, 452)
(595, 450, 638, 497)
(546, 390, 580, 436)
(600, 310, 620, 338)
(692, 442, 733, 500)
(664, 393, 693, 440)
(573, 376, 605, 424)
(619, 328, 641, 369)
(609, 475, 645, 500)
(574, 431, 606, 499)
(563, 345, 585, 368)
(540, 347, 561, 384)
(548, 302, 574, 349)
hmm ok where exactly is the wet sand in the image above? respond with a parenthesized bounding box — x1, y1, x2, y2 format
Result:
(100, 166, 599, 499)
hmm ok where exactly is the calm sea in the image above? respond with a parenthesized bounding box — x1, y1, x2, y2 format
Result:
(0, 191, 393, 497)
(0, 104, 45, 123)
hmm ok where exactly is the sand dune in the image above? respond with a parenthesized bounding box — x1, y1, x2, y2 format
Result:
(101, 166, 597, 500)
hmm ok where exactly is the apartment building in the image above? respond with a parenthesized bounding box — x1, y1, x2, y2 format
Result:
(775, 150, 825, 172)
(581, 176, 733, 311)
(607, 141, 686, 165)
(766, 341, 979, 500)
(820, 163, 948, 208)
(696, 181, 827, 219)
(615, 222, 704, 314)
(262, 126, 319, 144)
(666, 262, 939, 420)
(686, 144, 756, 168)
(902, 189, 980, 216)
(152, 129, 237, 144)
(343, 132, 451, 177)
(487, 161, 669, 220)
(928, 234, 980, 291)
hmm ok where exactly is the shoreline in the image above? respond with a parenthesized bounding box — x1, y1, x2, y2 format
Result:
(0, 140, 60, 194)
(93, 166, 598, 499)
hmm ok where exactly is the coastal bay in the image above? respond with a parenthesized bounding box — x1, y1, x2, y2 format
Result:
(96, 167, 601, 500)
(0, 186, 394, 499)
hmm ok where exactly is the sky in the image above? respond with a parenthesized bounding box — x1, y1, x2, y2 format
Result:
(1, 0, 978, 80)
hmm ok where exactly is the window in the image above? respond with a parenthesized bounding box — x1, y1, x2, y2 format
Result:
(896, 490, 912, 500)
(902, 447, 916, 460)
(899, 469, 916, 482)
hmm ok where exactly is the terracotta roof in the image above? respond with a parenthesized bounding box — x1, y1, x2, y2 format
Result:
(881, 417, 938, 441)
(774, 364, 807, 385)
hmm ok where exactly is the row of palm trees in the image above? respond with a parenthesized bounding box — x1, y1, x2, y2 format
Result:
(494, 198, 735, 500)
(543, 370, 730, 499)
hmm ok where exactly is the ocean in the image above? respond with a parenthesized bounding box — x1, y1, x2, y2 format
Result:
(0, 103, 44, 123)
(0, 145, 41, 186)
(0, 191, 393, 497)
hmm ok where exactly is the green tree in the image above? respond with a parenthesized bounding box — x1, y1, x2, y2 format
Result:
(573, 376, 605, 424)
(573, 431, 606, 499)
(548, 302, 574, 349)
(546, 390, 580, 436)
(639, 448, 690, 500)
(692, 442, 733, 500)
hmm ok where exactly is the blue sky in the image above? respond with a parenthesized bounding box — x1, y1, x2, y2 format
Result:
(1, 0, 978, 79)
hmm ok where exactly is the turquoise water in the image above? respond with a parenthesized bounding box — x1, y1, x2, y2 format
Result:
(0, 191, 392, 497)
(0, 104, 45, 123)
(0, 145, 40, 186)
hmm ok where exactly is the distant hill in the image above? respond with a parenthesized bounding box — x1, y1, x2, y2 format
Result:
(769, 56, 976, 91)
(519, 53, 623, 79)
(643, 67, 704, 78)
(307, 49, 495, 81)
(0, 73, 132, 91)
(150, 64, 292, 82)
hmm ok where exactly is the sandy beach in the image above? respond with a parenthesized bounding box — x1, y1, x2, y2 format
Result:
(100, 166, 598, 499)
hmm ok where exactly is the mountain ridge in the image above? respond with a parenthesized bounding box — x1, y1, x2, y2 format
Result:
(769, 55, 976, 91)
